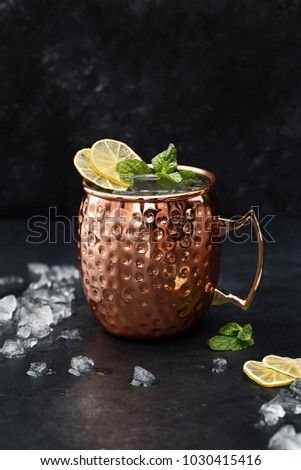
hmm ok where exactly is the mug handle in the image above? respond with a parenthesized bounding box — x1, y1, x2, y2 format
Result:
(212, 209, 264, 311)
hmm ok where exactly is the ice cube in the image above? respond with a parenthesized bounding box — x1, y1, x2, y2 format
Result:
(50, 292, 70, 304)
(50, 302, 72, 324)
(259, 402, 286, 426)
(27, 263, 51, 289)
(27, 263, 79, 293)
(290, 378, 301, 395)
(61, 303, 72, 319)
(14, 302, 33, 322)
(258, 387, 301, 427)
(28, 263, 49, 276)
(0, 295, 17, 322)
(268, 424, 301, 450)
(57, 329, 83, 341)
(69, 355, 95, 376)
(211, 357, 228, 373)
(52, 286, 75, 301)
(29, 276, 51, 290)
(49, 265, 80, 282)
(130, 365, 157, 387)
(50, 304, 65, 324)
(131, 174, 174, 194)
(268, 389, 301, 415)
(30, 320, 53, 339)
(23, 338, 38, 349)
(33, 305, 53, 325)
(17, 323, 32, 339)
(13, 306, 23, 323)
(26, 361, 54, 378)
(1, 339, 25, 358)
(17, 318, 52, 339)
(26, 361, 48, 377)
(29, 288, 50, 302)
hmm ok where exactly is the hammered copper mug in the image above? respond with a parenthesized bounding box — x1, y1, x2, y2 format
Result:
(78, 165, 264, 340)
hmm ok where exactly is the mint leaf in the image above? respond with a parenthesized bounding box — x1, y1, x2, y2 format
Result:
(158, 171, 182, 184)
(207, 336, 239, 351)
(179, 170, 196, 180)
(151, 143, 177, 175)
(236, 337, 254, 350)
(207, 335, 255, 351)
(117, 159, 152, 184)
(218, 322, 242, 337)
(237, 324, 253, 341)
(168, 172, 182, 183)
(208, 321, 255, 351)
(117, 143, 197, 189)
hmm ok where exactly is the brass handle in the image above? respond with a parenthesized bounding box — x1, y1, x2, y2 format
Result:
(212, 210, 264, 311)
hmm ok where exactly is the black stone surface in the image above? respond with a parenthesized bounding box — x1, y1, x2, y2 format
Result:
(1, 0, 301, 450)
(1, 0, 301, 218)
(0, 217, 300, 450)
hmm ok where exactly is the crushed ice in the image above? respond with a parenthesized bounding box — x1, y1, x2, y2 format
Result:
(68, 355, 95, 376)
(0, 263, 80, 359)
(290, 378, 301, 395)
(268, 424, 301, 450)
(211, 357, 228, 373)
(0, 295, 17, 322)
(130, 366, 157, 387)
(259, 379, 301, 426)
(68, 355, 112, 377)
(259, 402, 286, 426)
(57, 328, 83, 341)
(26, 361, 55, 378)
(0, 339, 25, 358)
(23, 338, 38, 349)
(245, 374, 301, 449)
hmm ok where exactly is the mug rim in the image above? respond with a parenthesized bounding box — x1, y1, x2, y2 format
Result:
(82, 165, 216, 202)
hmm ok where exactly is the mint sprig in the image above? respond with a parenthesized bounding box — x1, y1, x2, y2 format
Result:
(207, 322, 255, 351)
(116, 143, 196, 187)
(151, 143, 185, 184)
(151, 143, 177, 175)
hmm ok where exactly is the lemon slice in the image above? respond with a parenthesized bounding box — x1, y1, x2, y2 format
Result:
(243, 360, 294, 387)
(262, 355, 301, 379)
(90, 139, 141, 186)
(73, 148, 128, 191)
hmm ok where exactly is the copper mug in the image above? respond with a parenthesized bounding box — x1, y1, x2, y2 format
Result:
(78, 166, 264, 340)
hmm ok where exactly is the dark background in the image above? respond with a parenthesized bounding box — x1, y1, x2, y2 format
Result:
(1, 1, 301, 451)
(1, 0, 301, 219)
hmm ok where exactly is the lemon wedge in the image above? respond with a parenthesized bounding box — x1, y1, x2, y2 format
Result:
(262, 355, 301, 379)
(243, 360, 294, 387)
(90, 139, 141, 186)
(73, 148, 128, 191)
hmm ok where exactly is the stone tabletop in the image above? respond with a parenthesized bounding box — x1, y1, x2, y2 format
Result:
(0, 218, 300, 450)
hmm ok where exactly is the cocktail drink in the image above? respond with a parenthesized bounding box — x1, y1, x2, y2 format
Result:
(74, 140, 263, 340)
